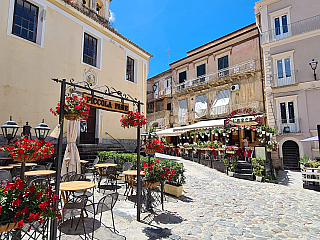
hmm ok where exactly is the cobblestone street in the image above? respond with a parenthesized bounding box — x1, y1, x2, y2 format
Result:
(64, 154, 320, 240)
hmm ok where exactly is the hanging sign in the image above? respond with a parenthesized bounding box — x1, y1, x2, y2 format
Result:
(83, 93, 129, 113)
(224, 108, 262, 126)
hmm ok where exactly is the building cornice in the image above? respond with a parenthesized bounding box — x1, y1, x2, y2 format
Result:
(255, 0, 282, 14)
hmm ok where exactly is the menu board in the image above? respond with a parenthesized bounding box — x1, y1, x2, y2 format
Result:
(254, 146, 267, 160)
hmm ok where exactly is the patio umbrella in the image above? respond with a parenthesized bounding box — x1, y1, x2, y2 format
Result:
(300, 136, 318, 142)
(61, 120, 81, 175)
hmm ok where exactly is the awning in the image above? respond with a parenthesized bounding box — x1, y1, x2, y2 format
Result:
(174, 119, 225, 131)
(156, 128, 186, 137)
(300, 136, 318, 142)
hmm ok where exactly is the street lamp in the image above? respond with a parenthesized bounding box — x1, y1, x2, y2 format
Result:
(1, 116, 20, 143)
(22, 121, 32, 139)
(147, 83, 157, 94)
(34, 119, 51, 140)
(309, 59, 318, 81)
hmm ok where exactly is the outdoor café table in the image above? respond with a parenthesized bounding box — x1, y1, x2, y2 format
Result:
(123, 170, 145, 197)
(24, 170, 56, 178)
(60, 181, 95, 203)
(0, 157, 13, 166)
(0, 165, 13, 170)
(80, 160, 88, 164)
(94, 163, 117, 175)
(9, 163, 37, 168)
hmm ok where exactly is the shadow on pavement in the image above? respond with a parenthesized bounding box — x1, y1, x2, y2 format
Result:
(142, 226, 172, 240)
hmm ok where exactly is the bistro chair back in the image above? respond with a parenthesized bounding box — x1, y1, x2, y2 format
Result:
(31, 165, 46, 171)
(61, 171, 76, 182)
(0, 170, 12, 186)
(29, 178, 49, 187)
(91, 192, 119, 233)
(69, 173, 86, 181)
(12, 167, 21, 178)
(122, 162, 133, 172)
(105, 159, 114, 164)
(45, 162, 53, 170)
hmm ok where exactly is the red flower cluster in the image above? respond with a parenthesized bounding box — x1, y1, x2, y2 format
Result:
(0, 178, 61, 227)
(120, 111, 147, 128)
(0, 137, 54, 163)
(50, 95, 90, 120)
(141, 159, 175, 183)
(143, 139, 164, 153)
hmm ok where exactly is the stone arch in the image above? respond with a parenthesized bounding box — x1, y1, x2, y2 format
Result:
(278, 137, 304, 168)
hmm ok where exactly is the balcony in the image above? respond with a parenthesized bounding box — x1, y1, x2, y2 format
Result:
(275, 118, 301, 135)
(175, 60, 255, 93)
(61, 0, 110, 28)
(270, 70, 298, 88)
(261, 14, 320, 45)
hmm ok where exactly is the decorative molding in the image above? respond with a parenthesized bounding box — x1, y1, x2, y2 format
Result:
(83, 68, 99, 88)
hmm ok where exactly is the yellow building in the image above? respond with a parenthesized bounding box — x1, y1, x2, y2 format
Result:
(0, 0, 152, 150)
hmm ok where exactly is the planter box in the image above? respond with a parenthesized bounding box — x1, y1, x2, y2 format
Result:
(164, 184, 183, 197)
(228, 171, 234, 177)
(212, 161, 226, 173)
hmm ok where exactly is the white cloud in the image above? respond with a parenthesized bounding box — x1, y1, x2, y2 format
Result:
(109, 9, 116, 22)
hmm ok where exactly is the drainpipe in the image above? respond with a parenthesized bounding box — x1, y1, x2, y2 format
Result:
(258, 27, 266, 119)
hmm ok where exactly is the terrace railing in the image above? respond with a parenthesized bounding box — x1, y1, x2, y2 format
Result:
(270, 70, 298, 88)
(275, 118, 301, 135)
(261, 14, 320, 45)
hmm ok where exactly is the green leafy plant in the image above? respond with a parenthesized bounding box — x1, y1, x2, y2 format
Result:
(299, 156, 311, 165)
(309, 160, 320, 168)
(264, 174, 278, 184)
(252, 158, 265, 177)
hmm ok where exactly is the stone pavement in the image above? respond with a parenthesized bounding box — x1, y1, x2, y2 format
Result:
(60, 154, 320, 240)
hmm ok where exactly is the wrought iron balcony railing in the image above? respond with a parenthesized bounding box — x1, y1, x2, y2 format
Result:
(270, 70, 298, 88)
(275, 118, 301, 135)
(261, 14, 320, 45)
(175, 60, 255, 93)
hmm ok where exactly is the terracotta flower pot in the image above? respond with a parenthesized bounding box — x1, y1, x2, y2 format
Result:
(145, 149, 156, 155)
(0, 222, 26, 233)
(13, 156, 35, 163)
(145, 181, 161, 188)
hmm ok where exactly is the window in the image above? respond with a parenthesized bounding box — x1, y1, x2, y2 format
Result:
(126, 56, 135, 82)
(178, 99, 188, 124)
(276, 58, 293, 86)
(12, 0, 39, 42)
(280, 102, 295, 124)
(179, 71, 187, 84)
(153, 82, 159, 98)
(195, 94, 207, 119)
(274, 15, 289, 40)
(83, 33, 98, 67)
(218, 56, 229, 77)
(197, 64, 206, 77)
(167, 103, 172, 111)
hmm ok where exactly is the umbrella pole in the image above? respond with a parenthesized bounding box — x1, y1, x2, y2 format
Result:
(136, 102, 141, 222)
(50, 79, 66, 240)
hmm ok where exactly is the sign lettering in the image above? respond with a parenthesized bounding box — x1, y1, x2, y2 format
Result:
(83, 93, 129, 114)
(225, 108, 262, 126)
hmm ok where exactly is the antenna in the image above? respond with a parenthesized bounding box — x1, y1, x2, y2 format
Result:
(167, 47, 170, 66)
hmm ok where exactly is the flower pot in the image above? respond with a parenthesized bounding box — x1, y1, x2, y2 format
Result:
(226, 150, 235, 154)
(145, 149, 156, 155)
(256, 176, 263, 182)
(13, 156, 35, 163)
(65, 113, 80, 121)
(164, 184, 183, 197)
(262, 131, 266, 134)
(223, 133, 226, 136)
(0, 222, 26, 233)
(215, 133, 218, 136)
(267, 148, 272, 152)
(145, 181, 161, 188)
(228, 171, 234, 177)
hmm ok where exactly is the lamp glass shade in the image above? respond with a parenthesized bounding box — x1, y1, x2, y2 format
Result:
(141, 131, 148, 141)
(152, 84, 157, 93)
(310, 59, 318, 70)
(1, 118, 20, 141)
(34, 120, 50, 140)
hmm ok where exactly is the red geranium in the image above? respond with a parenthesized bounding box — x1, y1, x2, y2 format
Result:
(50, 95, 90, 121)
(120, 111, 147, 128)
(143, 138, 164, 153)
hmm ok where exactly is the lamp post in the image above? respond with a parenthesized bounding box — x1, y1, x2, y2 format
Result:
(147, 83, 158, 95)
(34, 119, 51, 140)
(22, 121, 32, 139)
(1, 116, 20, 144)
(309, 59, 318, 81)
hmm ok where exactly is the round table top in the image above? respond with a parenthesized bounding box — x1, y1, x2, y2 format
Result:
(60, 181, 95, 192)
(123, 170, 145, 176)
(0, 157, 13, 160)
(95, 163, 117, 168)
(9, 163, 37, 167)
(80, 160, 88, 164)
(0, 165, 13, 170)
(25, 170, 56, 177)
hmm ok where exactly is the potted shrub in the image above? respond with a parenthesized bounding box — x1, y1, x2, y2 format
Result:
(252, 158, 265, 182)
(299, 156, 310, 169)
(143, 138, 164, 155)
(224, 155, 238, 176)
(163, 160, 186, 197)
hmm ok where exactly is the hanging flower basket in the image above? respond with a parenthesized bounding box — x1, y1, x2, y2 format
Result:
(0, 136, 54, 163)
(64, 113, 80, 121)
(50, 95, 90, 121)
(0, 222, 27, 233)
(143, 139, 164, 154)
(120, 111, 147, 128)
(145, 181, 161, 188)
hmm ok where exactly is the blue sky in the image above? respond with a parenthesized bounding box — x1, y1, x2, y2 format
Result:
(111, 0, 257, 78)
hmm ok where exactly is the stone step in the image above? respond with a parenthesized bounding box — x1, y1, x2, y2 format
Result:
(236, 169, 252, 174)
(234, 173, 254, 181)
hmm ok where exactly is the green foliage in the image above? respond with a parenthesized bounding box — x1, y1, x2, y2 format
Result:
(149, 127, 155, 133)
(264, 174, 278, 184)
(161, 159, 186, 186)
(224, 155, 238, 172)
(299, 156, 311, 165)
(309, 160, 320, 168)
(252, 158, 265, 177)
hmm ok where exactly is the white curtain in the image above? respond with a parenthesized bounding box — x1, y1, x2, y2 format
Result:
(210, 89, 231, 116)
(61, 121, 81, 176)
(195, 94, 207, 119)
(178, 99, 188, 124)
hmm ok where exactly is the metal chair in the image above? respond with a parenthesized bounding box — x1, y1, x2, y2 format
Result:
(29, 178, 49, 187)
(97, 166, 118, 193)
(61, 171, 76, 182)
(87, 192, 119, 234)
(45, 162, 53, 170)
(31, 165, 46, 171)
(59, 195, 89, 240)
(0, 169, 12, 187)
(105, 159, 114, 163)
(86, 157, 99, 183)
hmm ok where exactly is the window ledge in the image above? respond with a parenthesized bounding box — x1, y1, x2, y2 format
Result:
(125, 79, 138, 85)
(8, 33, 43, 48)
(81, 61, 101, 71)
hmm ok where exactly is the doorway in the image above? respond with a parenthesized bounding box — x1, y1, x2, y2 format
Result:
(80, 106, 96, 144)
(282, 140, 300, 169)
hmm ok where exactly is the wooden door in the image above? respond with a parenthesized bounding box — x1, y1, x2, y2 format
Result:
(80, 107, 96, 144)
